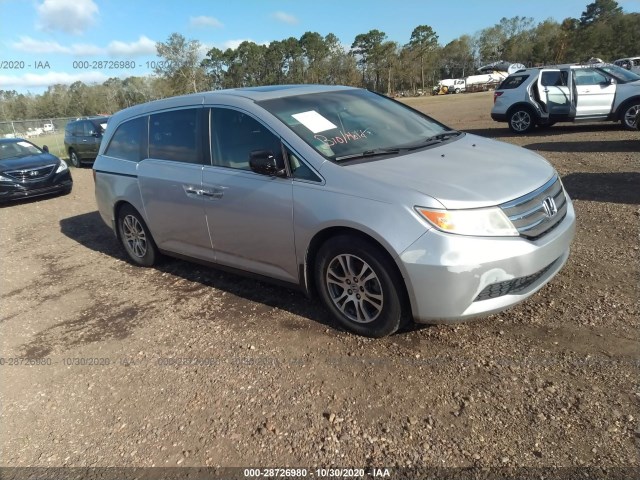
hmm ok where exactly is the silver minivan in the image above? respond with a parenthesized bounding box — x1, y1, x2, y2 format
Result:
(94, 85, 576, 337)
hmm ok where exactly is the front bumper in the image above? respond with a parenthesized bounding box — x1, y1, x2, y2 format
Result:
(0, 173, 72, 203)
(398, 200, 576, 324)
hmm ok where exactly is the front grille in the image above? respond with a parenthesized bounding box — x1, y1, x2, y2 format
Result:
(4, 164, 56, 183)
(474, 258, 559, 302)
(500, 176, 567, 240)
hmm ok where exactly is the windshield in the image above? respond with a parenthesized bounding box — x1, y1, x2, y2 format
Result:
(0, 140, 43, 161)
(259, 89, 451, 161)
(599, 64, 640, 82)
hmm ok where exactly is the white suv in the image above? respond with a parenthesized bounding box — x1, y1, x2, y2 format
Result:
(491, 63, 640, 133)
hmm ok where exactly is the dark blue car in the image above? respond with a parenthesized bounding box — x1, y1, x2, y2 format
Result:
(0, 138, 72, 203)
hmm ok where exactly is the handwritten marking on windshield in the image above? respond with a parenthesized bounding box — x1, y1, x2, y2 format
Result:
(314, 129, 370, 147)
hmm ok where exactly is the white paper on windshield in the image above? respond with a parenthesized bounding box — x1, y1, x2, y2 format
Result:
(291, 111, 337, 133)
(17, 141, 31, 147)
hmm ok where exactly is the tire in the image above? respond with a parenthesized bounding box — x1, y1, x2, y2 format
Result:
(455, 88, 461, 94)
(620, 101, 640, 131)
(69, 149, 80, 168)
(116, 205, 158, 267)
(508, 107, 536, 133)
(315, 235, 406, 337)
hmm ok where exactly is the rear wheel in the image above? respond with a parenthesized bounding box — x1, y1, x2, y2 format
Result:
(620, 102, 640, 130)
(117, 205, 158, 267)
(315, 235, 406, 337)
(508, 107, 536, 133)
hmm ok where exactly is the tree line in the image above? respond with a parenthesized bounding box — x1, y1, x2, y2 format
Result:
(1, 0, 637, 122)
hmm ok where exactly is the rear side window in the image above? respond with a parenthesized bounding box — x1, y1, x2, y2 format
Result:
(498, 75, 529, 89)
(104, 116, 146, 162)
(149, 109, 200, 164)
(541, 71, 568, 87)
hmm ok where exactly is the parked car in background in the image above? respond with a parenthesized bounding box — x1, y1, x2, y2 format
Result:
(64, 116, 109, 167)
(613, 56, 640, 75)
(43, 123, 54, 133)
(94, 85, 575, 337)
(25, 127, 43, 138)
(0, 138, 72, 203)
(491, 63, 640, 133)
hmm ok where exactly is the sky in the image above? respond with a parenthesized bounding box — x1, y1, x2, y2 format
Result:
(1, 0, 639, 93)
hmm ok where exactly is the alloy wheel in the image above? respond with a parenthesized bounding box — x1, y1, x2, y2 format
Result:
(325, 253, 384, 324)
(122, 214, 147, 258)
(511, 111, 532, 132)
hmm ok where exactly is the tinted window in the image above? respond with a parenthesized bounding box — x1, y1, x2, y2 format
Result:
(82, 121, 95, 136)
(104, 116, 145, 162)
(541, 71, 567, 87)
(499, 75, 529, 89)
(73, 122, 82, 136)
(149, 109, 200, 164)
(211, 108, 282, 170)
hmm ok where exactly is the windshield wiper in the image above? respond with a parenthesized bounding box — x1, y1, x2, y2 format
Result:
(335, 148, 401, 161)
(334, 131, 462, 161)
(423, 131, 462, 143)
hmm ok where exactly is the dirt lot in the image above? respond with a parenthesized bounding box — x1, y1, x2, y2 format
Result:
(1, 92, 638, 478)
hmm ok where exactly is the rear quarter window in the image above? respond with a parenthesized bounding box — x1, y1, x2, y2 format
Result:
(498, 75, 529, 90)
(104, 116, 146, 162)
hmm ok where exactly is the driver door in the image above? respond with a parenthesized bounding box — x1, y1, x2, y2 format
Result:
(573, 68, 616, 117)
(202, 107, 298, 283)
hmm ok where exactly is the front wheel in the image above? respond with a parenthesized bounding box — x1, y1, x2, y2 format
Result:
(69, 150, 80, 168)
(621, 102, 640, 130)
(315, 236, 406, 337)
(508, 108, 536, 134)
(117, 205, 158, 267)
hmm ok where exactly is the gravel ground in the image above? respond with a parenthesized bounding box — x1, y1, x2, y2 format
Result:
(1, 91, 638, 479)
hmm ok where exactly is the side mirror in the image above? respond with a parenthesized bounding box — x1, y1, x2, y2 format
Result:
(249, 150, 286, 177)
(42, 145, 49, 153)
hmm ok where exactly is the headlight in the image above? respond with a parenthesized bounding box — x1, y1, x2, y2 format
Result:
(415, 206, 519, 237)
(55, 160, 68, 173)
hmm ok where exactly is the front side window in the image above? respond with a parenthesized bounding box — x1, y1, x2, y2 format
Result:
(149, 109, 200, 164)
(574, 69, 609, 86)
(104, 116, 145, 162)
(259, 89, 451, 162)
(210, 108, 283, 170)
(286, 148, 321, 182)
(83, 121, 96, 136)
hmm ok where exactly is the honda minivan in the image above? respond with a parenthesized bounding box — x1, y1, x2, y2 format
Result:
(94, 85, 575, 337)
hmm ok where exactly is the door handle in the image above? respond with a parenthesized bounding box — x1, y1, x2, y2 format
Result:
(183, 185, 204, 196)
(202, 189, 224, 199)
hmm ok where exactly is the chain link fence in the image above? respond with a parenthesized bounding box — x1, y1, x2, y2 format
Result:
(0, 118, 77, 159)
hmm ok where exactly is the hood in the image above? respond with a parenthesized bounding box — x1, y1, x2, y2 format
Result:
(0, 153, 60, 172)
(347, 133, 555, 209)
